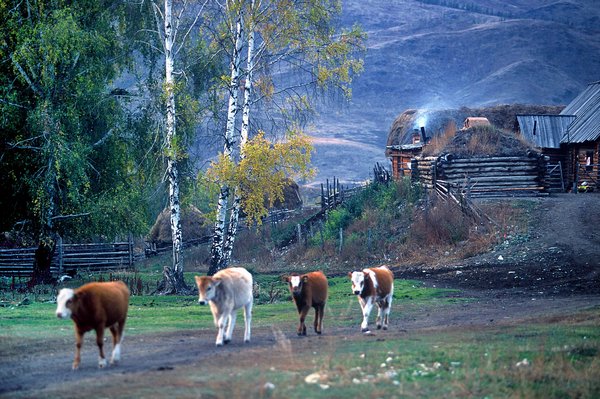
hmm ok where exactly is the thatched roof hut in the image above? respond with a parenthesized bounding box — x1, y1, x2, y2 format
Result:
(387, 104, 564, 151)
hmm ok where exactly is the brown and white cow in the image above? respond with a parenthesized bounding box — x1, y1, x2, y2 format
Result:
(195, 267, 253, 346)
(55, 281, 130, 370)
(349, 266, 394, 332)
(283, 271, 328, 336)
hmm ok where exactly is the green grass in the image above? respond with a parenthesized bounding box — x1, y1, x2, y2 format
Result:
(0, 277, 458, 339)
(2, 276, 599, 398)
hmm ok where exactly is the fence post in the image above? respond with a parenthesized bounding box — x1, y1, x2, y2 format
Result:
(128, 233, 133, 268)
(338, 227, 343, 254)
(333, 177, 337, 206)
(321, 183, 325, 210)
(57, 235, 64, 275)
(297, 224, 302, 246)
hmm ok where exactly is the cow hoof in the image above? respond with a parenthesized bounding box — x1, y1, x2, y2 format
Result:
(377, 325, 382, 330)
(361, 328, 370, 333)
(224, 339, 231, 345)
(72, 363, 79, 371)
(244, 339, 250, 344)
(382, 326, 388, 330)
(216, 342, 223, 347)
(316, 331, 322, 335)
(98, 359, 107, 368)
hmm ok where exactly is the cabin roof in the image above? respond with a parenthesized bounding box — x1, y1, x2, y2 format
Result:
(516, 114, 576, 149)
(560, 81, 600, 143)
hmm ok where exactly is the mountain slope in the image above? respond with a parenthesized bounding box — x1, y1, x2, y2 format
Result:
(305, 0, 600, 185)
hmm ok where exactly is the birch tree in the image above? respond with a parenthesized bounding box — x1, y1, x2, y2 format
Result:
(207, 0, 364, 274)
(150, 0, 208, 294)
(209, 1, 245, 275)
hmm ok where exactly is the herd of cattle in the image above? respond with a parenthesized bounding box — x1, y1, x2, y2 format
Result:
(55, 265, 395, 370)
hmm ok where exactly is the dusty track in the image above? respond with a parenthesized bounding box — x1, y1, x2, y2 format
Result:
(1, 193, 599, 397)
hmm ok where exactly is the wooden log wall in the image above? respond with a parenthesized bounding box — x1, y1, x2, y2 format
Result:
(413, 155, 548, 198)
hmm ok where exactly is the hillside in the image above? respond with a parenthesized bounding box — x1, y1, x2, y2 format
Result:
(305, 0, 600, 185)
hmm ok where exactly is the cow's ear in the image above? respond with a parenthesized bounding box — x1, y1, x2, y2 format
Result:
(302, 276, 309, 283)
(281, 275, 289, 283)
(194, 276, 202, 284)
(347, 272, 353, 278)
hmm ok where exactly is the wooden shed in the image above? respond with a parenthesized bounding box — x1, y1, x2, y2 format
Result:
(386, 105, 563, 180)
(515, 114, 576, 191)
(560, 81, 600, 191)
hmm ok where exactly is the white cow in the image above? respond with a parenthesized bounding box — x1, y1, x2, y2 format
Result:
(194, 267, 253, 346)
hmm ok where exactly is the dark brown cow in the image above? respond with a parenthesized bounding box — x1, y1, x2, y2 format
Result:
(349, 266, 394, 332)
(55, 281, 129, 370)
(283, 271, 328, 336)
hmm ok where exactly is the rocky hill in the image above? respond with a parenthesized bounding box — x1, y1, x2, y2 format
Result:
(305, 0, 600, 186)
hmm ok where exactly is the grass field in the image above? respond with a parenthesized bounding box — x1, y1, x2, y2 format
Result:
(1, 274, 599, 398)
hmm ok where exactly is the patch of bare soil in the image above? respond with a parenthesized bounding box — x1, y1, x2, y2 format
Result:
(1, 194, 599, 398)
(394, 193, 600, 296)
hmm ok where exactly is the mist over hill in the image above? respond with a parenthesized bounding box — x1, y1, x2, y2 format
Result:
(305, 0, 600, 186)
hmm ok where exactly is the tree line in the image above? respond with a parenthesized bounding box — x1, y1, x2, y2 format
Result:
(0, 0, 364, 293)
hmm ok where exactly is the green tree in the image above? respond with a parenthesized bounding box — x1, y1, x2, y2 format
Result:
(0, 0, 155, 282)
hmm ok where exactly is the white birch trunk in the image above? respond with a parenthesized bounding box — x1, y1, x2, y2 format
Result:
(163, 0, 186, 292)
(222, 0, 256, 268)
(209, 6, 244, 274)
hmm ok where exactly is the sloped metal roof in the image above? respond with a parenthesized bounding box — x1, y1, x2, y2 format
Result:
(516, 115, 575, 149)
(560, 81, 600, 143)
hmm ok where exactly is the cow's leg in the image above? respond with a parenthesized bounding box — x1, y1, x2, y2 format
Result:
(109, 322, 124, 365)
(243, 302, 252, 343)
(95, 325, 107, 368)
(383, 294, 392, 330)
(298, 306, 309, 336)
(216, 313, 227, 346)
(224, 311, 237, 344)
(360, 297, 373, 332)
(314, 304, 324, 334)
(72, 327, 85, 370)
(376, 301, 383, 330)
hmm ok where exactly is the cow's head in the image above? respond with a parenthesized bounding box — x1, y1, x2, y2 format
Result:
(195, 276, 222, 305)
(348, 271, 366, 295)
(55, 288, 77, 319)
(284, 274, 308, 295)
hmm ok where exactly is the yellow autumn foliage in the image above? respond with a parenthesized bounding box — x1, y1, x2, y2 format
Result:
(207, 130, 314, 225)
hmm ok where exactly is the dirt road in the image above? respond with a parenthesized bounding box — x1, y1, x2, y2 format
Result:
(1, 193, 599, 397)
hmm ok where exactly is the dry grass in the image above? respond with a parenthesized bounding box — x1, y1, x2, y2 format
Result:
(422, 120, 457, 156)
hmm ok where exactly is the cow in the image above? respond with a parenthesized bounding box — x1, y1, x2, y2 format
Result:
(55, 281, 130, 370)
(194, 267, 253, 346)
(349, 266, 394, 332)
(283, 271, 328, 336)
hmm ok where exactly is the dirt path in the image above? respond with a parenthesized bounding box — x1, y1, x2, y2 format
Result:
(395, 193, 600, 295)
(2, 194, 599, 397)
(2, 289, 600, 397)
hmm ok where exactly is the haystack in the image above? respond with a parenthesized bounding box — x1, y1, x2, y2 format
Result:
(148, 205, 210, 246)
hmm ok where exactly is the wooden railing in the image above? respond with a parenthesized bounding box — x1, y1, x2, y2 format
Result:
(0, 237, 135, 277)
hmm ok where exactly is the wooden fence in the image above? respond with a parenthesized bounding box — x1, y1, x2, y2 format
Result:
(412, 155, 548, 198)
(144, 208, 304, 257)
(0, 237, 135, 277)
